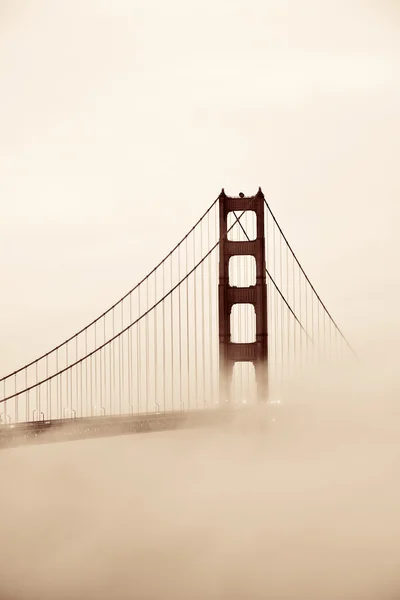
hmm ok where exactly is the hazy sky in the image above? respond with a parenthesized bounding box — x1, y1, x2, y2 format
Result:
(1, 0, 399, 373)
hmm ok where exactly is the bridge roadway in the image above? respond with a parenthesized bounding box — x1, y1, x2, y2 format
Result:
(0, 408, 237, 450)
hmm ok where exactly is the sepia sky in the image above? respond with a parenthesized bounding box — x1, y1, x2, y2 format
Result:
(0, 0, 399, 373)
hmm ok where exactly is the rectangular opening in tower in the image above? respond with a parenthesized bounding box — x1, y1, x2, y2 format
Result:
(227, 211, 257, 241)
(230, 303, 256, 344)
(231, 362, 257, 405)
(229, 255, 256, 288)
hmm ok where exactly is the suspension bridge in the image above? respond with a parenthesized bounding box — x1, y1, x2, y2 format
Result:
(0, 188, 354, 448)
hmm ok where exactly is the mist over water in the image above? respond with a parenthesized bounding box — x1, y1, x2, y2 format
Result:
(1, 346, 400, 600)
(0, 0, 399, 598)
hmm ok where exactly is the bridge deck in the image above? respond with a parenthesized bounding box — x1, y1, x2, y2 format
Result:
(0, 409, 237, 450)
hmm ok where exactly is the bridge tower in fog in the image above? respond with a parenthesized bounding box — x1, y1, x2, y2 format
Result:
(218, 188, 268, 402)
(0, 183, 356, 448)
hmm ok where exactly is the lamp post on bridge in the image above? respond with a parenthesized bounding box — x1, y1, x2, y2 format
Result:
(218, 187, 268, 404)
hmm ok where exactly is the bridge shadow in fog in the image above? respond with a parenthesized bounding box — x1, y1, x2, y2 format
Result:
(0, 355, 400, 600)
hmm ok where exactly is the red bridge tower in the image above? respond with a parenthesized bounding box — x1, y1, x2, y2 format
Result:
(218, 188, 268, 402)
